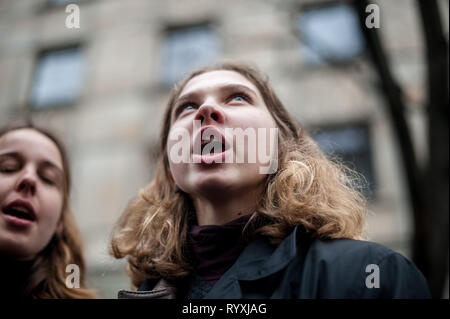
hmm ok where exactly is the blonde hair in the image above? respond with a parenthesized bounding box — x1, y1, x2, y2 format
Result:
(110, 63, 367, 287)
(0, 123, 96, 298)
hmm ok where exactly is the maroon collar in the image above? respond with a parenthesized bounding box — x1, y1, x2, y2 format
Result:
(188, 214, 252, 286)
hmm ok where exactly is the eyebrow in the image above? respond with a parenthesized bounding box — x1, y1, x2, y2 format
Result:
(0, 151, 64, 176)
(172, 84, 259, 119)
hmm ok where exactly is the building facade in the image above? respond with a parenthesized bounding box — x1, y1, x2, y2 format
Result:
(0, 0, 448, 297)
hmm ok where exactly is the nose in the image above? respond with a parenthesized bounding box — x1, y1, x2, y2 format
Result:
(194, 101, 225, 125)
(15, 169, 37, 196)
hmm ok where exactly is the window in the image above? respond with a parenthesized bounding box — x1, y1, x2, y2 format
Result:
(161, 24, 219, 86)
(310, 124, 376, 197)
(297, 4, 365, 65)
(30, 46, 84, 109)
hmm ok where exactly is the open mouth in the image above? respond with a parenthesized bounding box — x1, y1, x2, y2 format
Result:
(200, 139, 226, 155)
(2, 207, 35, 221)
(193, 126, 230, 156)
(2, 201, 36, 222)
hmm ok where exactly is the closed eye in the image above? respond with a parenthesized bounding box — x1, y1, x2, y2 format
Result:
(0, 159, 21, 173)
(39, 165, 62, 187)
(0, 167, 18, 173)
(41, 176, 55, 185)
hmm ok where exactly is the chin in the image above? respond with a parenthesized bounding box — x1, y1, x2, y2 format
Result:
(0, 240, 35, 260)
(189, 172, 235, 195)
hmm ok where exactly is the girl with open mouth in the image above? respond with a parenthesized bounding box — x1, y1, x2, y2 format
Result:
(0, 123, 95, 298)
(111, 63, 430, 299)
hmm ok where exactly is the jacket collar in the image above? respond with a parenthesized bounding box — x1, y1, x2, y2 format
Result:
(205, 224, 309, 298)
(122, 224, 310, 299)
(234, 225, 301, 280)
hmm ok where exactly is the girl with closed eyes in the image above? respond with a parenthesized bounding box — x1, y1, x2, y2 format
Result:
(111, 63, 430, 299)
(0, 123, 95, 298)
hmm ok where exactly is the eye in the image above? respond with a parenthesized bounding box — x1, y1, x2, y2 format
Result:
(183, 104, 196, 111)
(0, 166, 18, 173)
(176, 103, 197, 116)
(0, 160, 20, 173)
(232, 95, 246, 102)
(229, 93, 250, 104)
(40, 174, 56, 186)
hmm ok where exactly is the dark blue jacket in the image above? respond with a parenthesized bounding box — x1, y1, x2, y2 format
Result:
(119, 225, 431, 299)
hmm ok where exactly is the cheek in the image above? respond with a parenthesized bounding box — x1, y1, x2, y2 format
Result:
(232, 112, 276, 149)
(254, 110, 277, 129)
(26, 189, 64, 256)
(231, 109, 276, 130)
(40, 189, 64, 227)
(0, 175, 17, 201)
(0, 181, 9, 205)
(166, 125, 193, 185)
(168, 161, 188, 186)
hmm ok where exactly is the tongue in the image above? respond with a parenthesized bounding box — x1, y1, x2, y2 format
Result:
(202, 141, 224, 155)
(3, 208, 33, 221)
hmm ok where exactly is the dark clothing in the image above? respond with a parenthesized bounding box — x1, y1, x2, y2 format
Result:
(184, 273, 214, 299)
(188, 214, 251, 286)
(119, 224, 431, 299)
(0, 258, 34, 298)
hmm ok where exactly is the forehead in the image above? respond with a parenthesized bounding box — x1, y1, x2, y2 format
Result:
(0, 129, 63, 169)
(179, 70, 261, 97)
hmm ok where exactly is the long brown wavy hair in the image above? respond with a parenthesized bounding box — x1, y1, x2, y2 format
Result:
(110, 63, 367, 288)
(0, 122, 96, 298)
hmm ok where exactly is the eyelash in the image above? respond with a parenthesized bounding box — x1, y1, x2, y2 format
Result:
(41, 176, 55, 185)
(0, 163, 19, 173)
(175, 92, 251, 116)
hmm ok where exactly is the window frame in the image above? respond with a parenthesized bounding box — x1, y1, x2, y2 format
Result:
(308, 121, 377, 199)
(28, 44, 85, 110)
(295, 1, 366, 67)
(160, 21, 219, 87)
